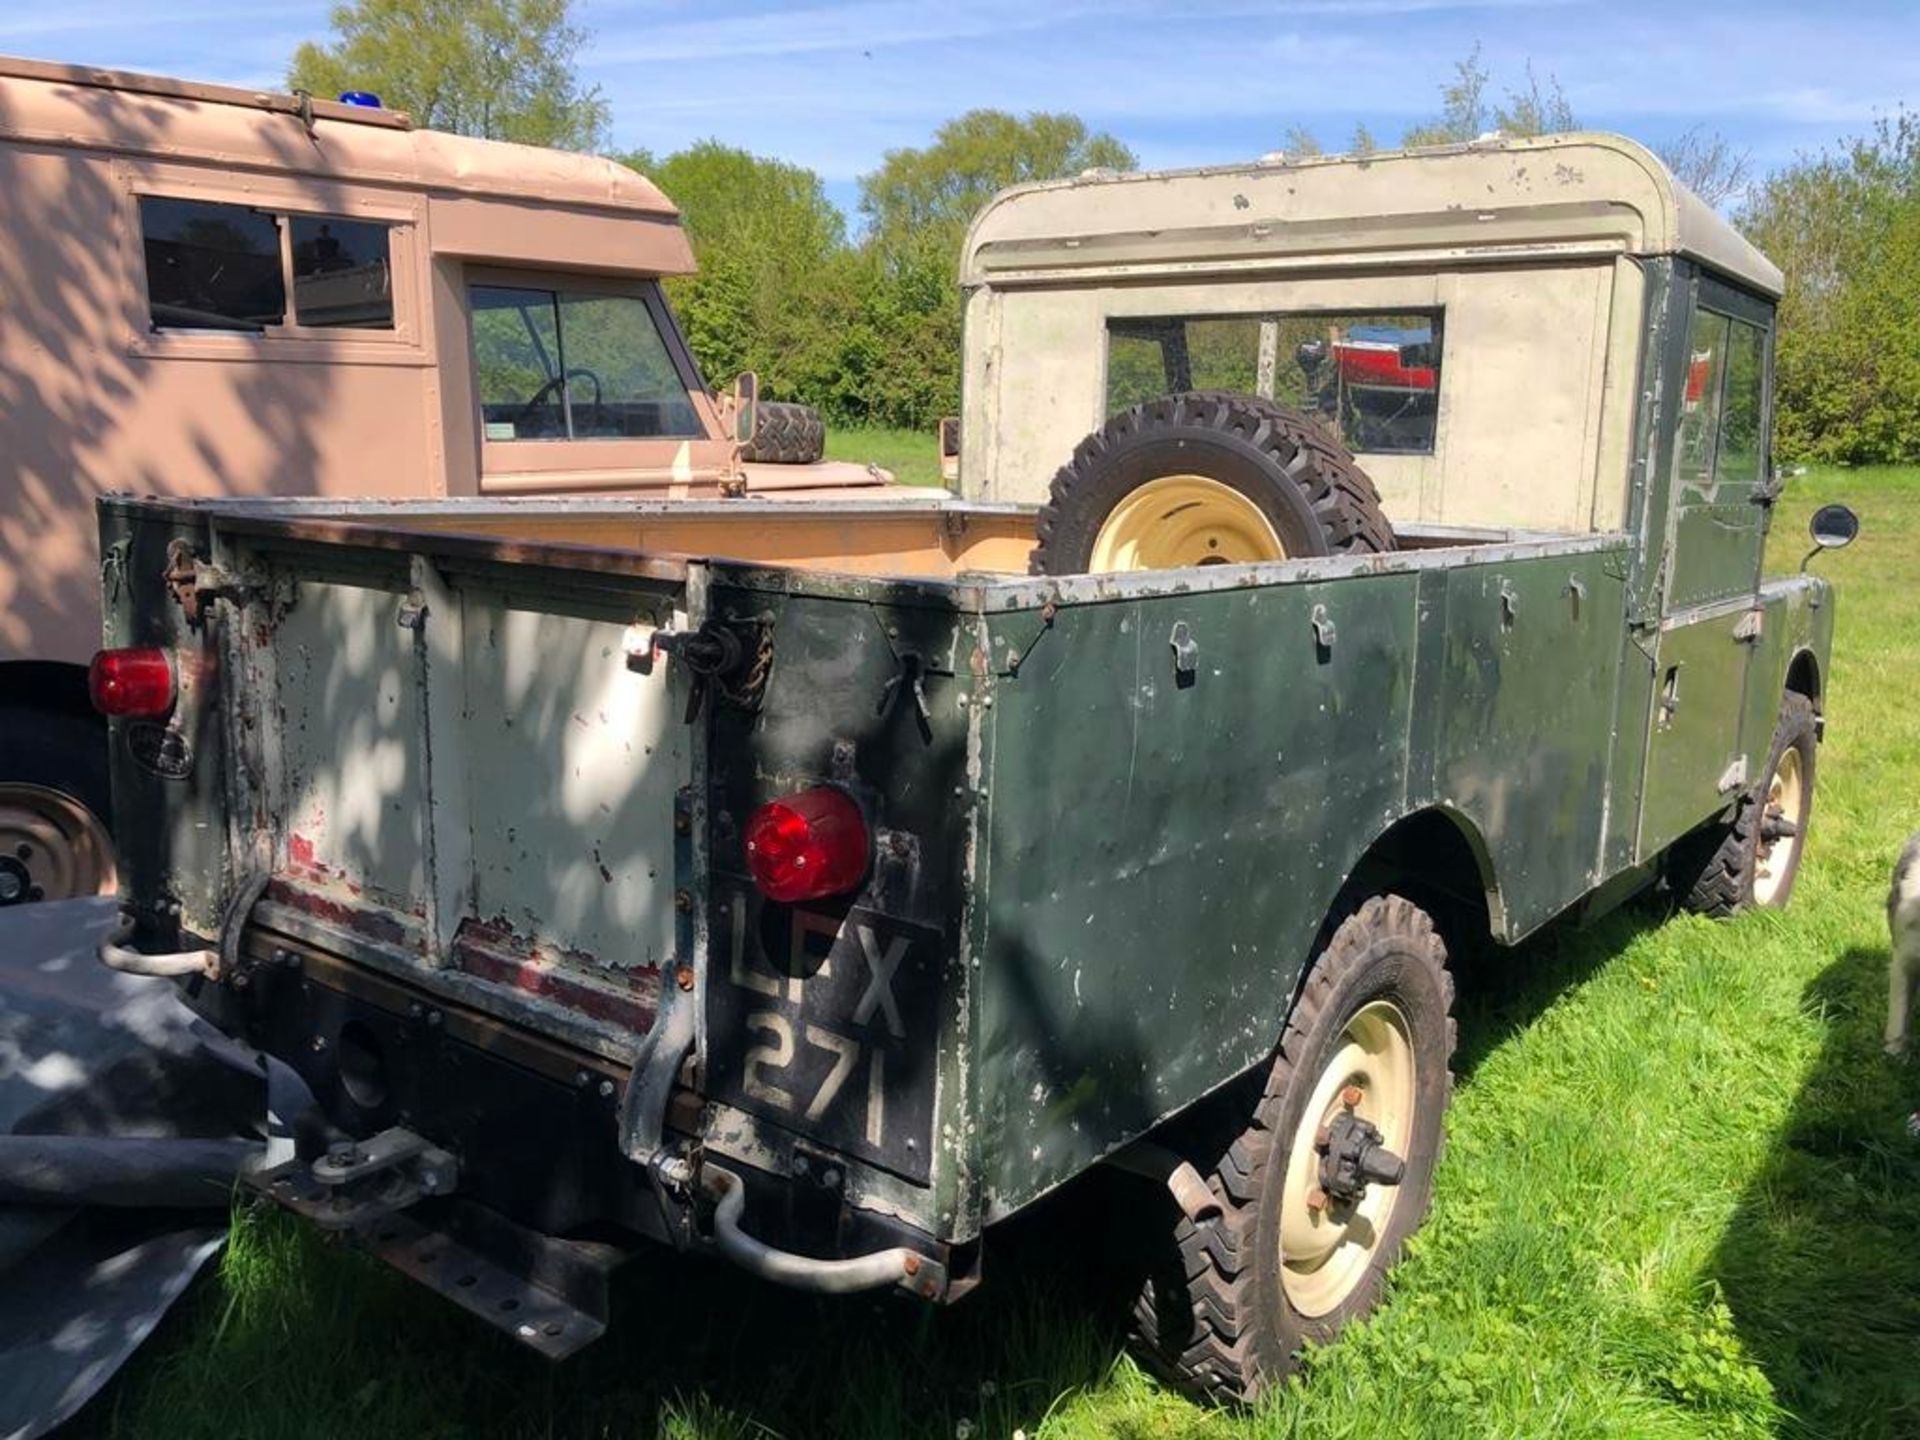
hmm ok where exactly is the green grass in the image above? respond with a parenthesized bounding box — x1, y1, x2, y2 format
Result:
(73, 470, 1920, 1439)
(824, 424, 946, 488)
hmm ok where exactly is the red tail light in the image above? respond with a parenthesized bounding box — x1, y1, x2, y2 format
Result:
(744, 787, 870, 903)
(88, 647, 176, 717)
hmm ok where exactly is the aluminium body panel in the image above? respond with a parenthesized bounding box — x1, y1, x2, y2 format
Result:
(971, 540, 1630, 1219)
(96, 492, 1835, 1258)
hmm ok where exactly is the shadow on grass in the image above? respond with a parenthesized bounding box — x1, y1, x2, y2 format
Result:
(1713, 944, 1920, 1440)
(1450, 891, 1669, 1083)
(69, 1163, 1141, 1440)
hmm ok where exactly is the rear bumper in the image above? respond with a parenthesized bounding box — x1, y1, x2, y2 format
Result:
(167, 919, 957, 1351)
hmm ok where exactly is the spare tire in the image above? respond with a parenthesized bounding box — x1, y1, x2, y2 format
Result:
(1030, 391, 1395, 575)
(740, 400, 826, 465)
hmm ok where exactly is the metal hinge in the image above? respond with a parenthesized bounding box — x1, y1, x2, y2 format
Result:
(163, 539, 258, 626)
(1733, 607, 1764, 643)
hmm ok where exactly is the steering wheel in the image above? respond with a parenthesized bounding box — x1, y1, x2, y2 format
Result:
(516, 367, 604, 429)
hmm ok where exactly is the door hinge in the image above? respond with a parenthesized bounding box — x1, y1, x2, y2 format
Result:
(1733, 607, 1764, 643)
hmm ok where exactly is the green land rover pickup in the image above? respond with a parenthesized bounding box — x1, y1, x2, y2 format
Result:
(91, 132, 1853, 1403)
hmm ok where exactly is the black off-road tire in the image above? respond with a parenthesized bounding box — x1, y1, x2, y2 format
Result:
(1131, 895, 1454, 1404)
(1673, 691, 1818, 917)
(1029, 391, 1396, 575)
(740, 400, 826, 464)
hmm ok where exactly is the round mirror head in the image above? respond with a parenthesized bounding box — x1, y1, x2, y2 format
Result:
(1809, 503, 1860, 549)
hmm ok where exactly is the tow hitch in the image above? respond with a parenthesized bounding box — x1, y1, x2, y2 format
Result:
(252, 1126, 459, 1229)
(248, 1128, 622, 1359)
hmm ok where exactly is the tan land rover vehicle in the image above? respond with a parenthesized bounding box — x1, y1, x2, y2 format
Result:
(0, 56, 895, 907)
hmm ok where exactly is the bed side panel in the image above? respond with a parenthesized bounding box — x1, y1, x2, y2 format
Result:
(977, 572, 1418, 1218)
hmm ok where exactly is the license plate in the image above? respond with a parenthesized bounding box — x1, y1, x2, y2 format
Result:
(706, 884, 941, 1183)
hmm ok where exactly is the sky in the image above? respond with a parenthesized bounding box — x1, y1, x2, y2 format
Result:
(5, 0, 1918, 217)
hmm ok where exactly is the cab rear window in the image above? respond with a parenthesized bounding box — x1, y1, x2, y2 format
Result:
(469, 283, 703, 441)
(1107, 311, 1443, 455)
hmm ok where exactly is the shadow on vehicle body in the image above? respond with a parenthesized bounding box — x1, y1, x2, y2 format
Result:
(1712, 943, 1920, 1439)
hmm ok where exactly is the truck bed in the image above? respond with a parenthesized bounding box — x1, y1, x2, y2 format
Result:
(99, 489, 1825, 1322)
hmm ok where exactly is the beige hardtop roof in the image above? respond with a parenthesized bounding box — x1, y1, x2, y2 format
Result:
(0, 54, 681, 229)
(963, 131, 1782, 298)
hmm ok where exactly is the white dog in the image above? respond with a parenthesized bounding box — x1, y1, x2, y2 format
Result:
(1889, 833, 1920, 1058)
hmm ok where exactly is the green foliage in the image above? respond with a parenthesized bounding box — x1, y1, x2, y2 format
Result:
(858, 109, 1136, 243)
(616, 142, 849, 401)
(615, 112, 1132, 431)
(288, 0, 608, 150)
(1741, 113, 1920, 464)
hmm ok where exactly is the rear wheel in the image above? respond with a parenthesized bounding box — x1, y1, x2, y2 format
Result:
(1674, 691, 1817, 916)
(1030, 391, 1395, 576)
(0, 706, 116, 905)
(1131, 895, 1454, 1403)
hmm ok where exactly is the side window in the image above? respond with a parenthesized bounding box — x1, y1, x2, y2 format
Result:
(556, 293, 702, 438)
(471, 287, 565, 438)
(1675, 307, 1767, 496)
(1675, 309, 1730, 496)
(467, 281, 702, 441)
(1106, 312, 1442, 455)
(290, 216, 394, 329)
(1717, 319, 1766, 486)
(139, 198, 398, 335)
(139, 197, 285, 331)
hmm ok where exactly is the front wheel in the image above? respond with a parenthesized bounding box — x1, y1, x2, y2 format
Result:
(1674, 691, 1818, 917)
(1131, 894, 1455, 1404)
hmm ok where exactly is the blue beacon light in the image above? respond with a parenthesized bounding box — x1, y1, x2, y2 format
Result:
(336, 91, 383, 109)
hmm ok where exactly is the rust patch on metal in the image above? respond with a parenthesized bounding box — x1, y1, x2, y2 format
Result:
(454, 917, 660, 1033)
(266, 877, 414, 946)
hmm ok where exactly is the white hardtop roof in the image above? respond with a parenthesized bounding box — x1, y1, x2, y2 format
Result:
(963, 132, 1781, 298)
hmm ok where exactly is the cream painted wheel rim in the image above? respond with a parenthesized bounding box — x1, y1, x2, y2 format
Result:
(0, 783, 116, 904)
(1753, 746, 1805, 906)
(1278, 999, 1416, 1318)
(1087, 475, 1287, 573)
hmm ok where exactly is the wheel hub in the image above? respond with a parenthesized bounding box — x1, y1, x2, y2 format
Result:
(1087, 475, 1288, 573)
(1314, 1105, 1406, 1207)
(0, 783, 116, 904)
(1278, 999, 1417, 1317)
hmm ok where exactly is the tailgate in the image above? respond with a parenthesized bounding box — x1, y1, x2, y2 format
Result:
(228, 525, 695, 1056)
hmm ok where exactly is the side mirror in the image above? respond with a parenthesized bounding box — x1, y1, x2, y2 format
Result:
(1800, 502, 1860, 570)
(730, 371, 759, 446)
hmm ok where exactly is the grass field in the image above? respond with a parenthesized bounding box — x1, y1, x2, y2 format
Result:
(74, 469, 1919, 1439)
(825, 425, 946, 487)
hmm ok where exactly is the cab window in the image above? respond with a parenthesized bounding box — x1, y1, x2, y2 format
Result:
(138, 198, 395, 333)
(1675, 305, 1767, 497)
(1107, 311, 1443, 454)
(140, 198, 285, 331)
(469, 283, 702, 441)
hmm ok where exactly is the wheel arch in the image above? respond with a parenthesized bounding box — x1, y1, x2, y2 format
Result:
(1784, 647, 1822, 712)
(1318, 804, 1505, 973)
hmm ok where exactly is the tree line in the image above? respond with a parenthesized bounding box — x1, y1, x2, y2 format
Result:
(291, 1, 1920, 462)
